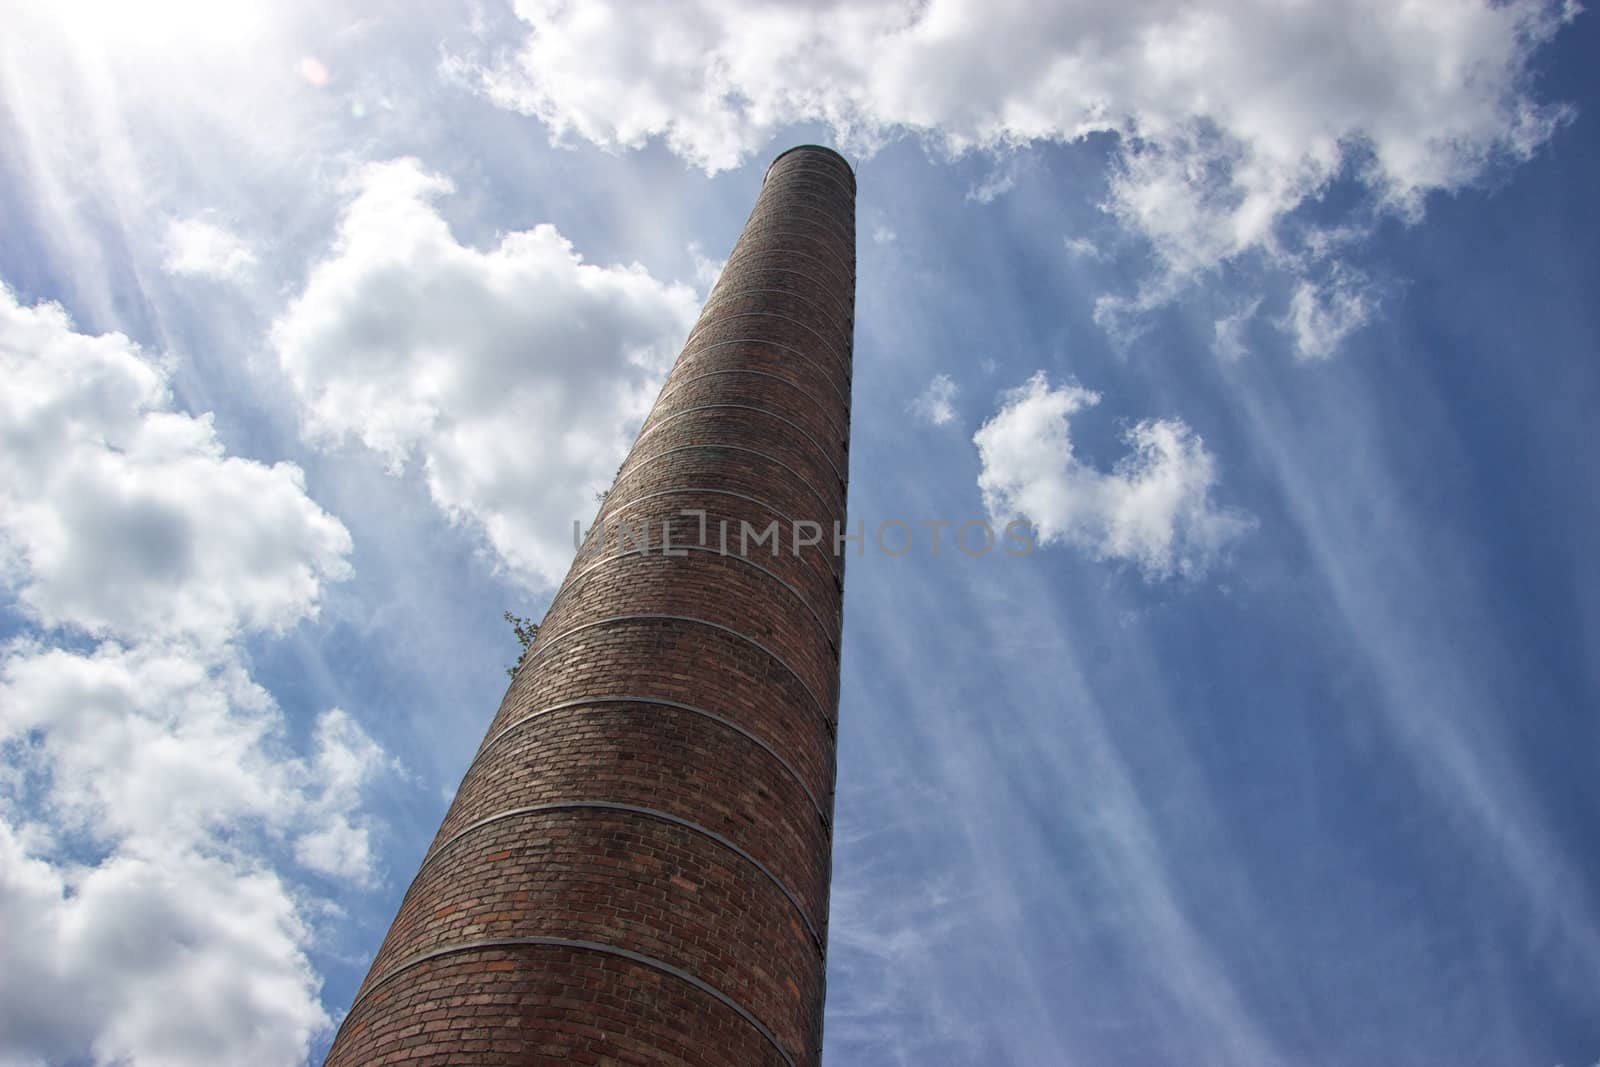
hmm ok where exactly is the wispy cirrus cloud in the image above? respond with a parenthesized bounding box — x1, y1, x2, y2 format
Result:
(1211, 297, 1262, 362)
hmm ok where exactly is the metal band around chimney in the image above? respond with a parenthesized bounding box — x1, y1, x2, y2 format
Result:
(724, 246, 855, 292)
(516, 613, 835, 728)
(341, 938, 799, 1067)
(729, 230, 855, 284)
(762, 158, 856, 198)
(542, 545, 838, 651)
(468, 696, 829, 826)
(714, 260, 854, 315)
(412, 801, 825, 954)
(635, 404, 846, 481)
(652, 369, 848, 444)
(728, 227, 855, 279)
(674, 336, 850, 406)
(748, 195, 855, 246)
(685, 310, 851, 378)
(697, 288, 852, 349)
(688, 298, 852, 364)
(763, 143, 854, 182)
(613, 443, 843, 517)
(705, 268, 854, 325)
(591, 484, 842, 581)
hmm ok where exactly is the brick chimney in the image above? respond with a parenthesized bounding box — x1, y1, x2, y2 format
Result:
(326, 144, 854, 1067)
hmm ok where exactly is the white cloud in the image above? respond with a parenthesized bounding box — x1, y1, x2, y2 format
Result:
(1211, 298, 1262, 362)
(162, 217, 258, 281)
(0, 823, 328, 1067)
(295, 708, 392, 887)
(4, 643, 291, 846)
(966, 162, 1018, 205)
(910, 373, 960, 426)
(1064, 236, 1103, 260)
(1, 643, 388, 887)
(872, 223, 897, 245)
(1279, 267, 1381, 360)
(294, 817, 374, 888)
(270, 158, 700, 589)
(0, 287, 352, 647)
(0, 284, 388, 1066)
(974, 372, 1254, 579)
(463, 0, 1574, 351)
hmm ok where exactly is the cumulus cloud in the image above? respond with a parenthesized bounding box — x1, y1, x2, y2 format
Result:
(271, 158, 700, 589)
(462, 0, 1574, 353)
(295, 708, 392, 887)
(162, 217, 258, 281)
(0, 289, 351, 646)
(6, 644, 288, 844)
(0, 643, 390, 885)
(0, 823, 328, 1067)
(0, 284, 387, 1066)
(0, 644, 390, 1066)
(974, 372, 1254, 579)
(910, 373, 960, 426)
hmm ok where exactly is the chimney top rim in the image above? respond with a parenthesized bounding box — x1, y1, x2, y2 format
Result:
(764, 145, 855, 188)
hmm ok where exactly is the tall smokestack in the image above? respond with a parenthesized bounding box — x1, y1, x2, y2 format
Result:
(327, 144, 854, 1067)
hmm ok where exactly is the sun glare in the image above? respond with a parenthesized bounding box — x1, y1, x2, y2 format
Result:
(49, 0, 272, 52)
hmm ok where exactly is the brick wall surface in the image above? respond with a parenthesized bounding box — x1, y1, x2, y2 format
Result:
(325, 145, 854, 1067)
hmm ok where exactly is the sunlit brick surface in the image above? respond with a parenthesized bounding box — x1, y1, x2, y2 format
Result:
(326, 145, 854, 1067)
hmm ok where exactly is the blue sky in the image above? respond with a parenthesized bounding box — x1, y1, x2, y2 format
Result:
(1, 2, 1597, 1064)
